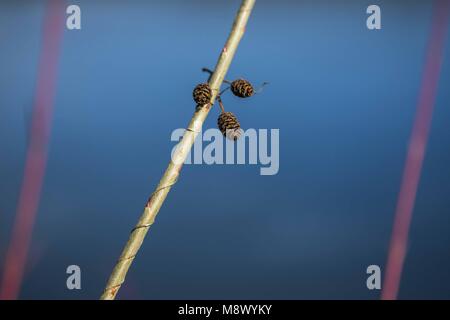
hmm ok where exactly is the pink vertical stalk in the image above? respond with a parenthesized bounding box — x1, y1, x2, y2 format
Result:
(0, 0, 65, 300)
(381, 0, 450, 300)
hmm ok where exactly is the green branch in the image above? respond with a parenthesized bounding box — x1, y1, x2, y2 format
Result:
(100, 0, 256, 300)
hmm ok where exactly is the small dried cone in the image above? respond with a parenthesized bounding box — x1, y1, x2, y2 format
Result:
(193, 83, 212, 105)
(217, 112, 242, 141)
(230, 79, 254, 98)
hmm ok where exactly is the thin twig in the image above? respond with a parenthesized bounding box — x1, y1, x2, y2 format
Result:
(217, 95, 226, 113)
(100, 0, 256, 300)
(219, 86, 231, 96)
(255, 81, 269, 94)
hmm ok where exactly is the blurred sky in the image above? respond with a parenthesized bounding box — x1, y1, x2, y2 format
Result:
(0, 0, 450, 299)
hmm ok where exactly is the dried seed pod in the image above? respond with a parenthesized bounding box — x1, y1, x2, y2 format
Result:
(193, 83, 212, 105)
(217, 112, 242, 141)
(230, 79, 254, 98)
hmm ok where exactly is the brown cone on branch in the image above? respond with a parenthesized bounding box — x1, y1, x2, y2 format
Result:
(218, 111, 242, 141)
(230, 79, 254, 98)
(193, 83, 212, 105)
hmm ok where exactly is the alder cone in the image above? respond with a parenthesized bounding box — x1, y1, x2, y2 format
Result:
(230, 79, 254, 98)
(217, 112, 242, 141)
(193, 83, 212, 105)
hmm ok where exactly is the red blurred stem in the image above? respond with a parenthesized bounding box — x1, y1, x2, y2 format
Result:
(381, 0, 450, 300)
(0, 0, 65, 300)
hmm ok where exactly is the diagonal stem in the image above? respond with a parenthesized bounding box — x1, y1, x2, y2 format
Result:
(100, 0, 256, 300)
(202, 67, 232, 84)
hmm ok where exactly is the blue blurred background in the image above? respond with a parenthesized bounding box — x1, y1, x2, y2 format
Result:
(0, 0, 449, 299)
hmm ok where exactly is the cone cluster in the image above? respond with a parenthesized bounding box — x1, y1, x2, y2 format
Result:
(193, 69, 266, 141)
